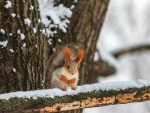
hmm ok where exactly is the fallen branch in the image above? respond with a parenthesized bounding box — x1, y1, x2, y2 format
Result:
(0, 80, 150, 112)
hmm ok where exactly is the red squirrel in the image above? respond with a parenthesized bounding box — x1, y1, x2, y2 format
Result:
(51, 46, 84, 91)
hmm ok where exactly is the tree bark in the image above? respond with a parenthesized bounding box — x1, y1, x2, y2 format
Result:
(0, 0, 49, 93)
(0, 84, 150, 113)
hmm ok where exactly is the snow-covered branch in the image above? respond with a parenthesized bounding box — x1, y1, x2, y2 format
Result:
(0, 80, 150, 112)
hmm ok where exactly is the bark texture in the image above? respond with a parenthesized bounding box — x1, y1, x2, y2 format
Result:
(0, 85, 150, 113)
(0, 0, 49, 93)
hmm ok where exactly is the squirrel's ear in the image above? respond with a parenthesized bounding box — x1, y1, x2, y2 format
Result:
(63, 46, 71, 62)
(75, 49, 85, 64)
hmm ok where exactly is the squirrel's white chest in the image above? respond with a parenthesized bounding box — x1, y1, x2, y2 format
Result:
(53, 67, 78, 80)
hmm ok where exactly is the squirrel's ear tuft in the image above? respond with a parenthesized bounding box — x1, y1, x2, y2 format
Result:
(75, 49, 85, 64)
(63, 46, 71, 62)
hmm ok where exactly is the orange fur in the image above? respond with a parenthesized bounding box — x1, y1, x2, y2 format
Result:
(59, 75, 68, 84)
(63, 46, 71, 62)
(68, 78, 76, 84)
(75, 49, 85, 64)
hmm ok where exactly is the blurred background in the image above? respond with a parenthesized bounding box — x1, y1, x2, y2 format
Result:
(84, 0, 150, 113)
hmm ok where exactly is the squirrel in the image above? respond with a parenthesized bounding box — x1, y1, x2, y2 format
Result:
(45, 44, 84, 91)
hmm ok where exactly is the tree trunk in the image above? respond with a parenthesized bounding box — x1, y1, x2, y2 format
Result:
(0, 0, 49, 93)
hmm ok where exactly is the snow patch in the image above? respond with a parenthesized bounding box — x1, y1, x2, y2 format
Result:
(4, 1, 11, 9)
(20, 34, 25, 40)
(38, 19, 41, 23)
(13, 68, 16, 72)
(48, 39, 52, 45)
(10, 49, 14, 53)
(29, 5, 34, 10)
(22, 43, 26, 47)
(73, 0, 78, 3)
(17, 30, 25, 40)
(58, 39, 61, 42)
(24, 18, 31, 26)
(0, 40, 8, 47)
(0, 29, 5, 34)
(9, 33, 12, 36)
(70, 5, 75, 10)
(39, 0, 72, 36)
(11, 13, 16, 17)
(17, 30, 21, 34)
(33, 28, 36, 33)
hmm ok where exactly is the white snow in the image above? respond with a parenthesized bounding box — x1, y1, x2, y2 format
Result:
(17, 29, 21, 34)
(13, 68, 16, 72)
(17, 30, 25, 40)
(0, 79, 149, 100)
(42, 29, 45, 34)
(33, 28, 37, 33)
(19, 33, 25, 40)
(11, 13, 16, 17)
(10, 49, 14, 53)
(20, 34, 25, 40)
(9, 33, 12, 36)
(58, 38, 61, 42)
(0, 40, 8, 47)
(48, 39, 52, 45)
(38, 19, 41, 23)
(38, 0, 72, 36)
(70, 5, 75, 10)
(24, 18, 31, 26)
(22, 43, 26, 47)
(53, 48, 56, 52)
(4, 1, 11, 9)
(29, 5, 34, 10)
(0, 29, 5, 34)
(73, 0, 78, 3)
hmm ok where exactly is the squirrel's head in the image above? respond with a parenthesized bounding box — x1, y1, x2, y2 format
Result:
(63, 46, 85, 75)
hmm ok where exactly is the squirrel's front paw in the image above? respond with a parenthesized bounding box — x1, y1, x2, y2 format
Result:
(71, 87, 76, 90)
(59, 75, 68, 84)
(61, 88, 67, 91)
(68, 78, 76, 84)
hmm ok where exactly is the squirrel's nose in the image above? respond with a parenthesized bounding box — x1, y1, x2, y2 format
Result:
(71, 73, 74, 75)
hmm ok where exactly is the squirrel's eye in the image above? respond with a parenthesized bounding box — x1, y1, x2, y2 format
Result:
(67, 66, 70, 69)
